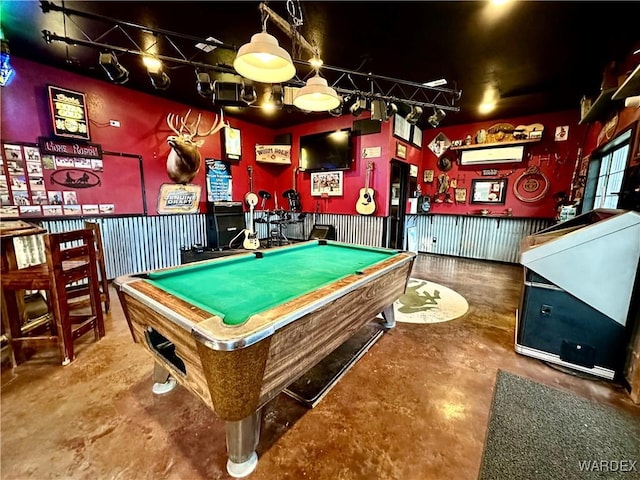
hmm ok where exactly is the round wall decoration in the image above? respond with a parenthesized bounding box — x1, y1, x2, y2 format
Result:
(513, 165, 550, 203)
(437, 154, 454, 172)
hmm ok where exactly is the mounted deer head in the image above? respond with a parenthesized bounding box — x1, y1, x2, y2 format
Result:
(166, 109, 228, 184)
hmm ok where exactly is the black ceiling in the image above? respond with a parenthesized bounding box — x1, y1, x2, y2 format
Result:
(3, 1, 639, 131)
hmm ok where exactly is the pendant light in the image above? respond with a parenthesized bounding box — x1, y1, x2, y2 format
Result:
(233, 15, 295, 84)
(293, 73, 341, 112)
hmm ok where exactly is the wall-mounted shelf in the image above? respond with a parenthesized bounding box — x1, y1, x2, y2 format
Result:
(612, 64, 640, 100)
(579, 87, 619, 124)
(450, 138, 541, 151)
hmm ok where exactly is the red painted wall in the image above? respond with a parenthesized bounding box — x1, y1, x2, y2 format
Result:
(1, 57, 275, 214)
(416, 111, 589, 218)
(4, 56, 610, 221)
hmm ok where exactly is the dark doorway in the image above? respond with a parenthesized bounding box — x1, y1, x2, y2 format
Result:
(387, 160, 416, 249)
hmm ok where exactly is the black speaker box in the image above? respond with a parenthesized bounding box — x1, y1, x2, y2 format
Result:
(309, 224, 336, 240)
(206, 201, 245, 249)
(206, 201, 243, 215)
(352, 118, 382, 136)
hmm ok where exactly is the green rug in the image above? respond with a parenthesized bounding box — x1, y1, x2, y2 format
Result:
(479, 371, 640, 480)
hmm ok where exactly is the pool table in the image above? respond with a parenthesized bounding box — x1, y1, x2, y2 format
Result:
(115, 240, 415, 477)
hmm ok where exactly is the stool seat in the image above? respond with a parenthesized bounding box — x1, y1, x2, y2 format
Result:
(1, 228, 105, 366)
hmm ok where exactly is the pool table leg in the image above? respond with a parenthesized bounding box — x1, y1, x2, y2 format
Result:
(381, 304, 396, 329)
(151, 362, 177, 395)
(225, 409, 262, 478)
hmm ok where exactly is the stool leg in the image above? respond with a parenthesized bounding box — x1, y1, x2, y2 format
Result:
(50, 284, 73, 365)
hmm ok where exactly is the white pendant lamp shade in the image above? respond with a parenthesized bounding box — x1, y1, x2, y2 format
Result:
(233, 32, 296, 83)
(293, 75, 341, 112)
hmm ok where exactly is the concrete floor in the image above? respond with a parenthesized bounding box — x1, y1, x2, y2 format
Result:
(2, 254, 638, 479)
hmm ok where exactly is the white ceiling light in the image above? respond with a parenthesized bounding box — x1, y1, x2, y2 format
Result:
(293, 73, 341, 112)
(233, 31, 296, 83)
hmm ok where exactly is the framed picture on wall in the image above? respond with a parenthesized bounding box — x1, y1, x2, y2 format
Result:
(470, 178, 507, 204)
(311, 171, 343, 196)
(222, 126, 242, 161)
(393, 114, 411, 142)
(396, 142, 407, 159)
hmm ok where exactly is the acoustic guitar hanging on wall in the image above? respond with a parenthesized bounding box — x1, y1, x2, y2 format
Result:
(356, 161, 376, 215)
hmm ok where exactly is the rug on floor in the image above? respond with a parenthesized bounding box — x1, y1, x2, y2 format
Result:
(479, 370, 640, 480)
(394, 278, 468, 324)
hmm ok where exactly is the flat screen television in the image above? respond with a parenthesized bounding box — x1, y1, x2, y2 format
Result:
(299, 129, 352, 172)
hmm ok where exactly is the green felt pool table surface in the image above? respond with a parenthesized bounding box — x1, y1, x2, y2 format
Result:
(146, 241, 400, 326)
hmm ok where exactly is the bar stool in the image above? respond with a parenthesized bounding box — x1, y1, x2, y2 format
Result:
(1, 229, 105, 366)
(66, 221, 110, 313)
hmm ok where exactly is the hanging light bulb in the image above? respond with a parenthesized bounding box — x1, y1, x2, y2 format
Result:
(293, 73, 341, 112)
(233, 15, 295, 83)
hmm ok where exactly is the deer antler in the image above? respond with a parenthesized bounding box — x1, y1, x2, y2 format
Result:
(166, 109, 228, 139)
(194, 110, 229, 138)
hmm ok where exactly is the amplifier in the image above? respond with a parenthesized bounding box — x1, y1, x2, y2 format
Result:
(206, 201, 243, 215)
(309, 224, 336, 240)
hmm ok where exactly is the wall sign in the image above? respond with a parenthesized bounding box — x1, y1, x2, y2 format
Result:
(157, 184, 201, 214)
(255, 145, 291, 164)
(222, 126, 242, 161)
(205, 159, 232, 202)
(47, 85, 91, 141)
(38, 137, 102, 159)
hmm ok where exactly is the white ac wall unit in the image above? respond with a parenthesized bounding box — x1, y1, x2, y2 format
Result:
(459, 145, 525, 165)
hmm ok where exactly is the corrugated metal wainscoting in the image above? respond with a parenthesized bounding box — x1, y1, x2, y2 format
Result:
(41, 215, 207, 280)
(40, 213, 386, 280)
(405, 214, 553, 263)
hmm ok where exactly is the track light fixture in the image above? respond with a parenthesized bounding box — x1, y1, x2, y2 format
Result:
(371, 99, 397, 121)
(328, 104, 343, 117)
(270, 84, 284, 108)
(240, 81, 257, 105)
(233, 14, 296, 84)
(98, 51, 129, 84)
(143, 56, 170, 90)
(405, 106, 423, 125)
(349, 97, 367, 117)
(427, 108, 446, 127)
(195, 70, 214, 97)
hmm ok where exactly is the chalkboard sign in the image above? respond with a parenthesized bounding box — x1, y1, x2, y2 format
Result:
(47, 85, 91, 141)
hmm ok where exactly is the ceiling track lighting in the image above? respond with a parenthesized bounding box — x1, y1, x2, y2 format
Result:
(240, 81, 258, 105)
(195, 70, 214, 97)
(270, 84, 284, 108)
(371, 99, 397, 121)
(98, 51, 129, 84)
(38, 3, 463, 116)
(143, 56, 170, 90)
(405, 106, 423, 125)
(427, 108, 446, 127)
(293, 73, 341, 112)
(349, 97, 367, 117)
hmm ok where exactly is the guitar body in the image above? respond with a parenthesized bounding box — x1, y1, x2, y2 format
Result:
(356, 187, 376, 215)
(356, 161, 376, 215)
(243, 187, 259, 250)
(243, 230, 260, 250)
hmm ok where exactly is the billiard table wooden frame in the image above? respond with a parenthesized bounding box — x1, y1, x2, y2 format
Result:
(115, 240, 415, 477)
